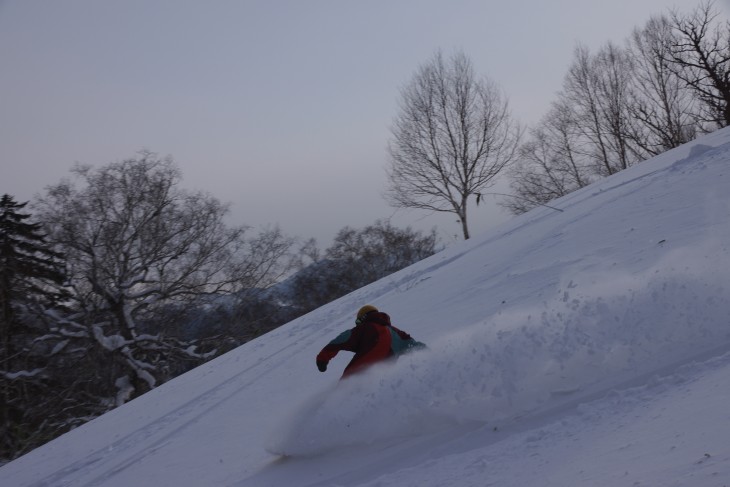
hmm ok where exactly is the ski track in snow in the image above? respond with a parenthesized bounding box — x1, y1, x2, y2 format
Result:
(26, 328, 323, 487)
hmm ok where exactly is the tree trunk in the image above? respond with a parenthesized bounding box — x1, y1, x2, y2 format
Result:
(460, 203, 470, 240)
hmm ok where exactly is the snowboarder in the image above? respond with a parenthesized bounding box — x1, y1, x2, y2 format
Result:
(316, 305, 426, 378)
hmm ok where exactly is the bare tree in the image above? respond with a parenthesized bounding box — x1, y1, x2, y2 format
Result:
(34, 151, 294, 403)
(667, 1, 730, 129)
(563, 43, 646, 177)
(386, 50, 521, 240)
(508, 43, 643, 215)
(506, 100, 594, 214)
(629, 15, 697, 153)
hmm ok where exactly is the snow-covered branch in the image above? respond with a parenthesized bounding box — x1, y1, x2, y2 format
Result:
(0, 368, 44, 380)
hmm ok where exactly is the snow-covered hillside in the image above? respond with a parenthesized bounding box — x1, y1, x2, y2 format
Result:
(2, 128, 730, 486)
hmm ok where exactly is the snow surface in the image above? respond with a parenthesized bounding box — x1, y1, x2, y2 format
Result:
(3, 128, 730, 486)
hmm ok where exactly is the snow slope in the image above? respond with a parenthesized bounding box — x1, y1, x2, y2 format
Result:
(2, 128, 730, 486)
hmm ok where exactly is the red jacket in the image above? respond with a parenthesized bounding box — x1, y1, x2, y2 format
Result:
(316, 312, 424, 378)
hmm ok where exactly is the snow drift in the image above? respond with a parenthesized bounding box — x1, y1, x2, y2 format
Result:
(267, 239, 730, 457)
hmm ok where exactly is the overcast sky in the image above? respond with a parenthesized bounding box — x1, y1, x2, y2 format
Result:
(0, 0, 706, 246)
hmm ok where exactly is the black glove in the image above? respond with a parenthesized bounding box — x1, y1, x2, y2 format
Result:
(316, 360, 328, 372)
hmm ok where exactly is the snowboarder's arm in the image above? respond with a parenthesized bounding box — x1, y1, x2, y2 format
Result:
(316, 328, 360, 369)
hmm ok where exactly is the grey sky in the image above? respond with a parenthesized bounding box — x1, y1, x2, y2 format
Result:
(0, 0, 704, 245)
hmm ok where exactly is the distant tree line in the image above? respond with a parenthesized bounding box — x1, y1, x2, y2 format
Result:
(386, 1, 729, 230)
(0, 154, 438, 462)
(505, 1, 728, 213)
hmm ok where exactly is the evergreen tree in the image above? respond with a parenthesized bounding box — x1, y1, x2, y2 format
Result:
(0, 194, 66, 460)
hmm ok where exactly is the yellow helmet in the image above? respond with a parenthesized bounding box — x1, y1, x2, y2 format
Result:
(355, 305, 378, 324)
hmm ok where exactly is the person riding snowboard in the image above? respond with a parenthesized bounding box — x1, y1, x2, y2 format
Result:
(316, 305, 426, 378)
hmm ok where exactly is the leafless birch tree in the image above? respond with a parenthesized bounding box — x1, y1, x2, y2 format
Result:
(667, 1, 730, 130)
(506, 100, 594, 214)
(386, 50, 521, 240)
(563, 43, 645, 177)
(629, 15, 697, 153)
